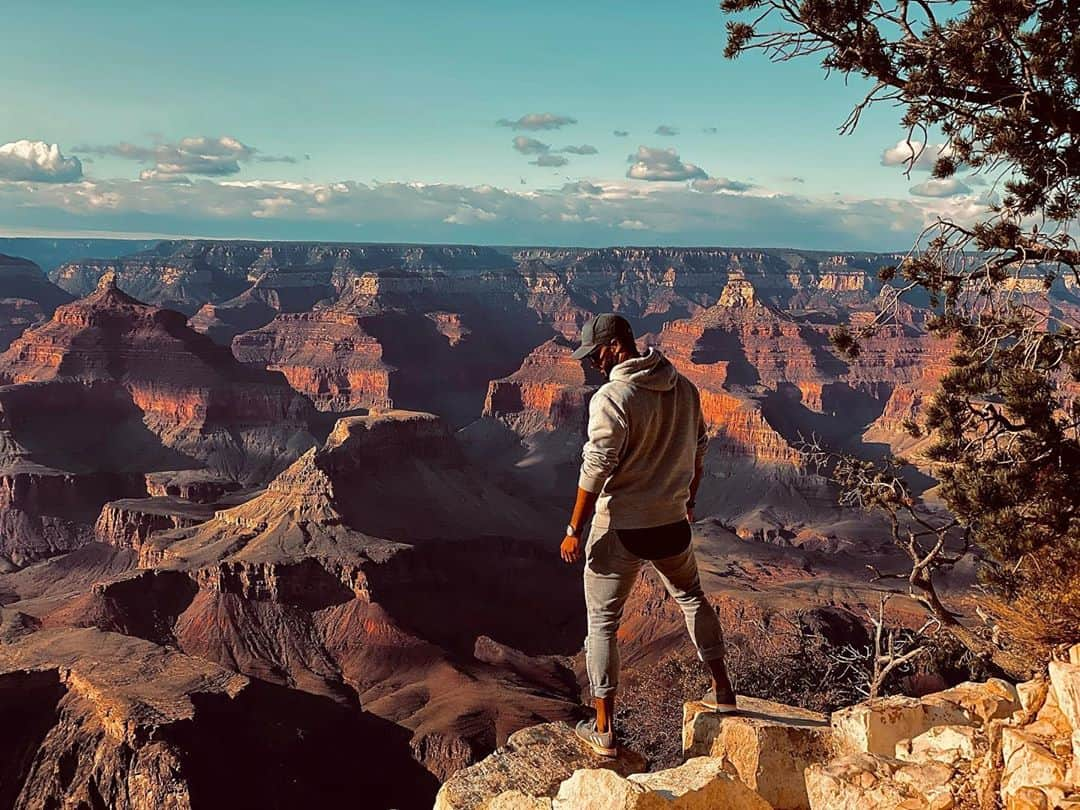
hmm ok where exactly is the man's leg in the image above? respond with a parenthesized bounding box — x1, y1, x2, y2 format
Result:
(584, 527, 642, 734)
(650, 546, 735, 703)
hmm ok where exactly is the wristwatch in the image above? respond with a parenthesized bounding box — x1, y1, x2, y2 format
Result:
(565, 523, 580, 537)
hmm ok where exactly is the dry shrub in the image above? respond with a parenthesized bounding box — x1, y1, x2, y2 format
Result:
(985, 564, 1080, 662)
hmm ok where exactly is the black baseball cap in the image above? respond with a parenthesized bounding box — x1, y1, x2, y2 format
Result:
(571, 313, 634, 360)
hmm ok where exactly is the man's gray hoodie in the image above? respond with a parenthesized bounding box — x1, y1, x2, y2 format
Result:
(578, 346, 708, 530)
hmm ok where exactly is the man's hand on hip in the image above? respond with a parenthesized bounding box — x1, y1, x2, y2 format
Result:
(560, 534, 582, 564)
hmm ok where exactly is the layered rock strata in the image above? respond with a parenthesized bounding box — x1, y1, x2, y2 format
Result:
(104, 411, 576, 780)
(0, 623, 437, 809)
(0, 272, 316, 484)
(94, 497, 219, 553)
(482, 337, 593, 435)
(232, 309, 394, 412)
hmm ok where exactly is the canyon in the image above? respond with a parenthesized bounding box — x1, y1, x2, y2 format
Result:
(1, 239, 1074, 808)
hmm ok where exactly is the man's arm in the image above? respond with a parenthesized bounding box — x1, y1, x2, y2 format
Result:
(561, 391, 627, 563)
(687, 388, 708, 522)
(560, 487, 599, 563)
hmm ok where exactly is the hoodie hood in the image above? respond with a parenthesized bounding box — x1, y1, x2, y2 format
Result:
(608, 346, 678, 391)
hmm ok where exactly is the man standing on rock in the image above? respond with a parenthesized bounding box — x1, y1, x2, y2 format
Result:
(560, 312, 737, 757)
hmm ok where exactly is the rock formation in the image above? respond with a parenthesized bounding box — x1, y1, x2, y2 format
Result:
(482, 337, 592, 436)
(94, 497, 220, 553)
(0, 274, 318, 570)
(232, 309, 394, 412)
(0, 254, 73, 315)
(51, 240, 517, 314)
(0, 622, 438, 809)
(2, 409, 583, 790)
(0, 272, 317, 484)
(441, 659, 1080, 809)
(0, 254, 74, 353)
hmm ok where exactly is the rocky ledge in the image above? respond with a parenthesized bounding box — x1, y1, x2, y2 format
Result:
(436, 649, 1080, 809)
(0, 621, 438, 809)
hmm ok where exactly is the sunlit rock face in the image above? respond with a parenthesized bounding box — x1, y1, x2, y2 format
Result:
(482, 338, 592, 434)
(0, 273, 317, 569)
(0, 272, 317, 484)
(232, 309, 394, 413)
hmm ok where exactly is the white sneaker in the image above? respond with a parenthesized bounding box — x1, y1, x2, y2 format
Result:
(575, 718, 617, 757)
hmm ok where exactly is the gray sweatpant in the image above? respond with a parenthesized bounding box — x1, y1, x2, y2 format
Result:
(583, 525, 726, 699)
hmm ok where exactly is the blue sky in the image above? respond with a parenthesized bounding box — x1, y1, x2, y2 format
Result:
(0, 0, 989, 248)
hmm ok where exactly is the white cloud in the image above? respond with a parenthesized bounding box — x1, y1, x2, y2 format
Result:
(513, 136, 550, 155)
(560, 144, 598, 155)
(618, 219, 649, 230)
(496, 113, 577, 130)
(73, 135, 294, 179)
(252, 195, 296, 217)
(139, 169, 193, 184)
(690, 177, 753, 193)
(881, 139, 954, 171)
(531, 154, 569, 167)
(0, 141, 83, 183)
(909, 177, 972, 197)
(626, 146, 707, 181)
(443, 205, 498, 225)
(561, 180, 604, 195)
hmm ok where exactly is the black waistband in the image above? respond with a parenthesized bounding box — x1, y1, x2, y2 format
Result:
(615, 519, 691, 560)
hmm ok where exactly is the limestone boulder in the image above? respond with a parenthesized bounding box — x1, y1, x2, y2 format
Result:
(935, 678, 1020, 724)
(895, 724, 982, 768)
(1007, 785, 1054, 809)
(682, 696, 829, 809)
(1005, 784, 1076, 809)
(1049, 662, 1080, 734)
(1034, 684, 1076, 739)
(1017, 678, 1051, 723)
(831, 695, 975, 757)
(486, 793, 553, 810)
(1000, 727, 1070, 807)
(805, 752, 955, 810)
(434, 723, 646, 810)
(551, 756, 772, 809)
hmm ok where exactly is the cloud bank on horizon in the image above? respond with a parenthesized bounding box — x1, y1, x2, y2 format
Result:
(0, 124, 993, 249)
(3, 2, 1004, 250)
